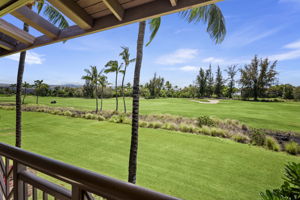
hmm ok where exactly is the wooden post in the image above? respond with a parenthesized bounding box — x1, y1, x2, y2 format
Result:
(72, 185, 83, 200)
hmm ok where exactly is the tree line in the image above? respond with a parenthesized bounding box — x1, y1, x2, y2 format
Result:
(2, 55, 300, 103)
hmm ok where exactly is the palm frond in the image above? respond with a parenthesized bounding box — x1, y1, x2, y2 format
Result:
(180, 4, 226, 44)
(146, 17, 161, 46)
(44, 5, 69, 29)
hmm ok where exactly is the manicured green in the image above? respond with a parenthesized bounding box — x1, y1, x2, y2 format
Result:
(0, 109, 299, 200)
(1, 96, 300, 133)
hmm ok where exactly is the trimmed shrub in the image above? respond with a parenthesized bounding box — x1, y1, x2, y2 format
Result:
(179, 124, 193, 133)
(265, 136, 280, 151)
(139, 121, 148, 128)
(152, 122, 163, 129)
(166, 123, 178, 131)
(197, 116, 215, 127)
(250, 130, 266, 146)
(109, 115, 125, 123)
(210, 128, 228, 138)
(84, 113, 95, 120)
(97, 115, 105, 121)
(231, 134, 250, 144)
(285, 141, 299, 155)
(199, 126, 211, 135)
(63, 111, 72, 117)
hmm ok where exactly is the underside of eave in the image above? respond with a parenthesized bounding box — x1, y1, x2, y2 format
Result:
(0, 0, 223, 57)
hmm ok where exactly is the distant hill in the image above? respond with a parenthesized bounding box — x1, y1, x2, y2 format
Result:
(0, 83, 82, 88)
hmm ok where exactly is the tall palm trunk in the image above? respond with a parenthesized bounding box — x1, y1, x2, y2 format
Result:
(115, 71, 118, 111)
(121, 67, 127, 113)
(100, 85, 104, 111)
(128, 21, 145, 184)
(22, 87, 27, 104)
(16, 23, 29, 148)
(95, 85, 99, 113)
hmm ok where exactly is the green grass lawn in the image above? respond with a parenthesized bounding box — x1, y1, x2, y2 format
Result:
(0, 109, 299, 200)
(1, 95, 300, 133)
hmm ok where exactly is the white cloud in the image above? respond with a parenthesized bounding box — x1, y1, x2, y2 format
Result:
(284, 40, 300, 49)
(269, 49, 300, 61)
(202, 56, 249, 65)
(155, 48, 199, 65)
(202, 57, 224, 63)
(179, 65, 200, 72)
(269, 39, 300, 61)
(6, 51, 44, 65)
(224, 24, 282, 47)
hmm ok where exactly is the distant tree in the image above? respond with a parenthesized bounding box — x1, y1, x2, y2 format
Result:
(22, 82, 31, 104)
(206, 65, 214, 97)
(81, 66, 102, 113)
(165, 81, 174, 97)
(294, 87, 300, 101)
(196, 68, 208, 98)
(145, 73, 164, 98)
(119, 47, 135, 113)
(225, 65, 238, 98)
(33, 80, 44, 104)
(240, 56, 278, 101)
(105, 60, 123, 111)
(215, 66, 224, 97)
(283, 84, 294, 99)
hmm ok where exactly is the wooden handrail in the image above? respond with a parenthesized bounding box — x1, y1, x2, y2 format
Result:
(0, 143, 180, 200)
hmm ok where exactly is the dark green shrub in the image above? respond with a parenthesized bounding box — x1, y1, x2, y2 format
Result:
(250, 130, 266, 146)
(197, 116, 215, 127)
(285, 142, 299, 155)
(260, 162, 300, 200)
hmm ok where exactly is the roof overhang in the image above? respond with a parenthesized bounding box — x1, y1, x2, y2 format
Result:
(0, 0, 222, 58)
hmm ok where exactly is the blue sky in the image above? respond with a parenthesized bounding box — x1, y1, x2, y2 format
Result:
(0, 0, 300, 87)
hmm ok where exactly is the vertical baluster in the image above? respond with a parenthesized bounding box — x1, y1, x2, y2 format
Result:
(72, 185, 83, 200)
(23, 183, 28, 200)
(43, 192, 48, 200)
(32, 187, 37, 200)
(13, 161, 25, 200)
(5, 158, 9, 198)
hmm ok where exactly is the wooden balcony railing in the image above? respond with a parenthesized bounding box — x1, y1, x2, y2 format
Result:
(0, 143, 180, 200)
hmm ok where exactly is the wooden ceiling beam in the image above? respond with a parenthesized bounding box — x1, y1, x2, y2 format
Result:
(0, 0, 11, 9)
(103, 0, 124, 21)
(0, 0, 32, 17)
(47, 0, 93, 30)
(0, 40, 15, 51)
(170, 0, 178, 7)
(0, 19, 35, 45)
(11, 6, 60, 39)
(0, 0, 222, 57)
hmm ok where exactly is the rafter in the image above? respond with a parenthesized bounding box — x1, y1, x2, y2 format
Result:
(0, 40, 14, 51)
(0, 19, 35, 45)
(11, 6, 60, 39)
(170, 0, 178, 7)
(0, 0, 11, 9)
(102, 0, 124, 21)
(47, 0, 93, 30)
(0, 0, 32, 17)
(0, 0, 222, 57)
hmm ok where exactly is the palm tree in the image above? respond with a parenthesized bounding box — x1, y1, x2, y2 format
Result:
(15, 1, 69, 148)
(34, 80, 43, 104)
(119, 47, 136, 113)
(104, 61, 123, 112)
(22, 82, 31, 104)
(82, 66, 102, 113)
(128, 4, 226, 184)
(98, 73, 108, 112)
